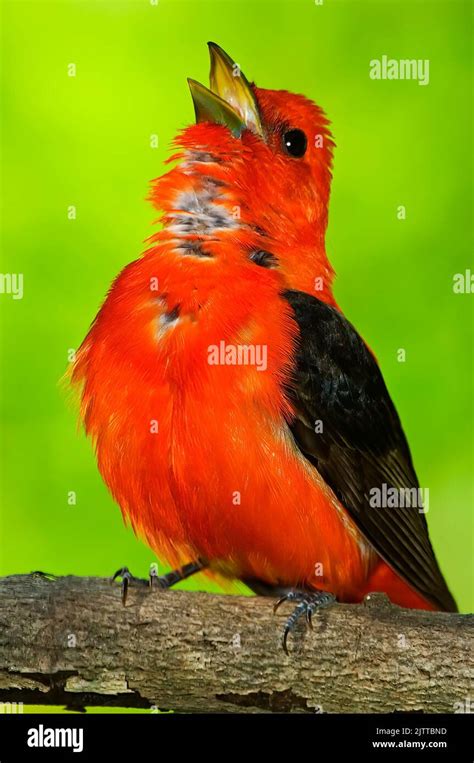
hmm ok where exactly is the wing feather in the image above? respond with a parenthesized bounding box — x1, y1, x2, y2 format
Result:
(283, 289, 456, 612)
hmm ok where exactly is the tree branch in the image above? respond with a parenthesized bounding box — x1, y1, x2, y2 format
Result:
(0, 575, 471, 713)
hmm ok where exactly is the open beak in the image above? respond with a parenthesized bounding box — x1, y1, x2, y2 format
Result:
(188, 42, 263, 138)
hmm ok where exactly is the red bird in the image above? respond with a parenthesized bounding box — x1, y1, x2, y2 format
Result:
(72, 43, 456, 651)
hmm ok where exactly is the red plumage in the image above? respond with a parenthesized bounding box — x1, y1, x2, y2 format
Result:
(72, 45, 454, 615)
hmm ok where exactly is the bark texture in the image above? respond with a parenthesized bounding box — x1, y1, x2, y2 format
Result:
(0, 574, 472, 713)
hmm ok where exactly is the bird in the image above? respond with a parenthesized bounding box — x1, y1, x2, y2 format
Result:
(71, 42, 457, 652)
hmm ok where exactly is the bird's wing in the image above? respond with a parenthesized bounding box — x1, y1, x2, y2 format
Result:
(282, 289, 457, 612)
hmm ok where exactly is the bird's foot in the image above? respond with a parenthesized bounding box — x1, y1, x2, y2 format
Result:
(111, 566, 152, 605)
(273, 589, 336, 655)
(111, 559, 206, 605)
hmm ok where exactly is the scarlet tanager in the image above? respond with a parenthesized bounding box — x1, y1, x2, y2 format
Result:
(72, 43, 456, 651)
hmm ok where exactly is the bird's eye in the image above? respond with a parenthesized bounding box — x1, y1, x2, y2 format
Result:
(282, 129, 307, 158)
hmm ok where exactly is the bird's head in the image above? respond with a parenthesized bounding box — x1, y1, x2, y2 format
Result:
(150, 43, 336, 298)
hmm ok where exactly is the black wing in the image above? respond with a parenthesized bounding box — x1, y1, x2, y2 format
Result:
(283, 289, 456, 612)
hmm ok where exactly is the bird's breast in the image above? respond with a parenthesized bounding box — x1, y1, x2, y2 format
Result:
(73, 250, 374, 595)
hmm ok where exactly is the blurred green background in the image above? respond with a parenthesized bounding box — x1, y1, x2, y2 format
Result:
(0, 0, 472, 712)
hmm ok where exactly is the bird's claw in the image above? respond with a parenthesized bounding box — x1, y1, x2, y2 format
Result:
(111, 560, 202, 604)
(112, 559, 206, 604)
(274, 590, 336, 655)
(111, 566, 151, 605)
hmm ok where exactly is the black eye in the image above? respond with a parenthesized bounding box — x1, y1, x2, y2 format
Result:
(282, 128, 307, 158)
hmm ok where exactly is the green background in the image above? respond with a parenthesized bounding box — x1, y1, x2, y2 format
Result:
(0, 0, 472, 711)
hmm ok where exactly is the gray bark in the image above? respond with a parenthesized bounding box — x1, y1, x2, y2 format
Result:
(0, 574, 472, 713)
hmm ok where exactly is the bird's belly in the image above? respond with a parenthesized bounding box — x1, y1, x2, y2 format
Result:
(90, 359, 376, 598)
(80, 277, 376, 599)
(149, 395, 376, 598)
